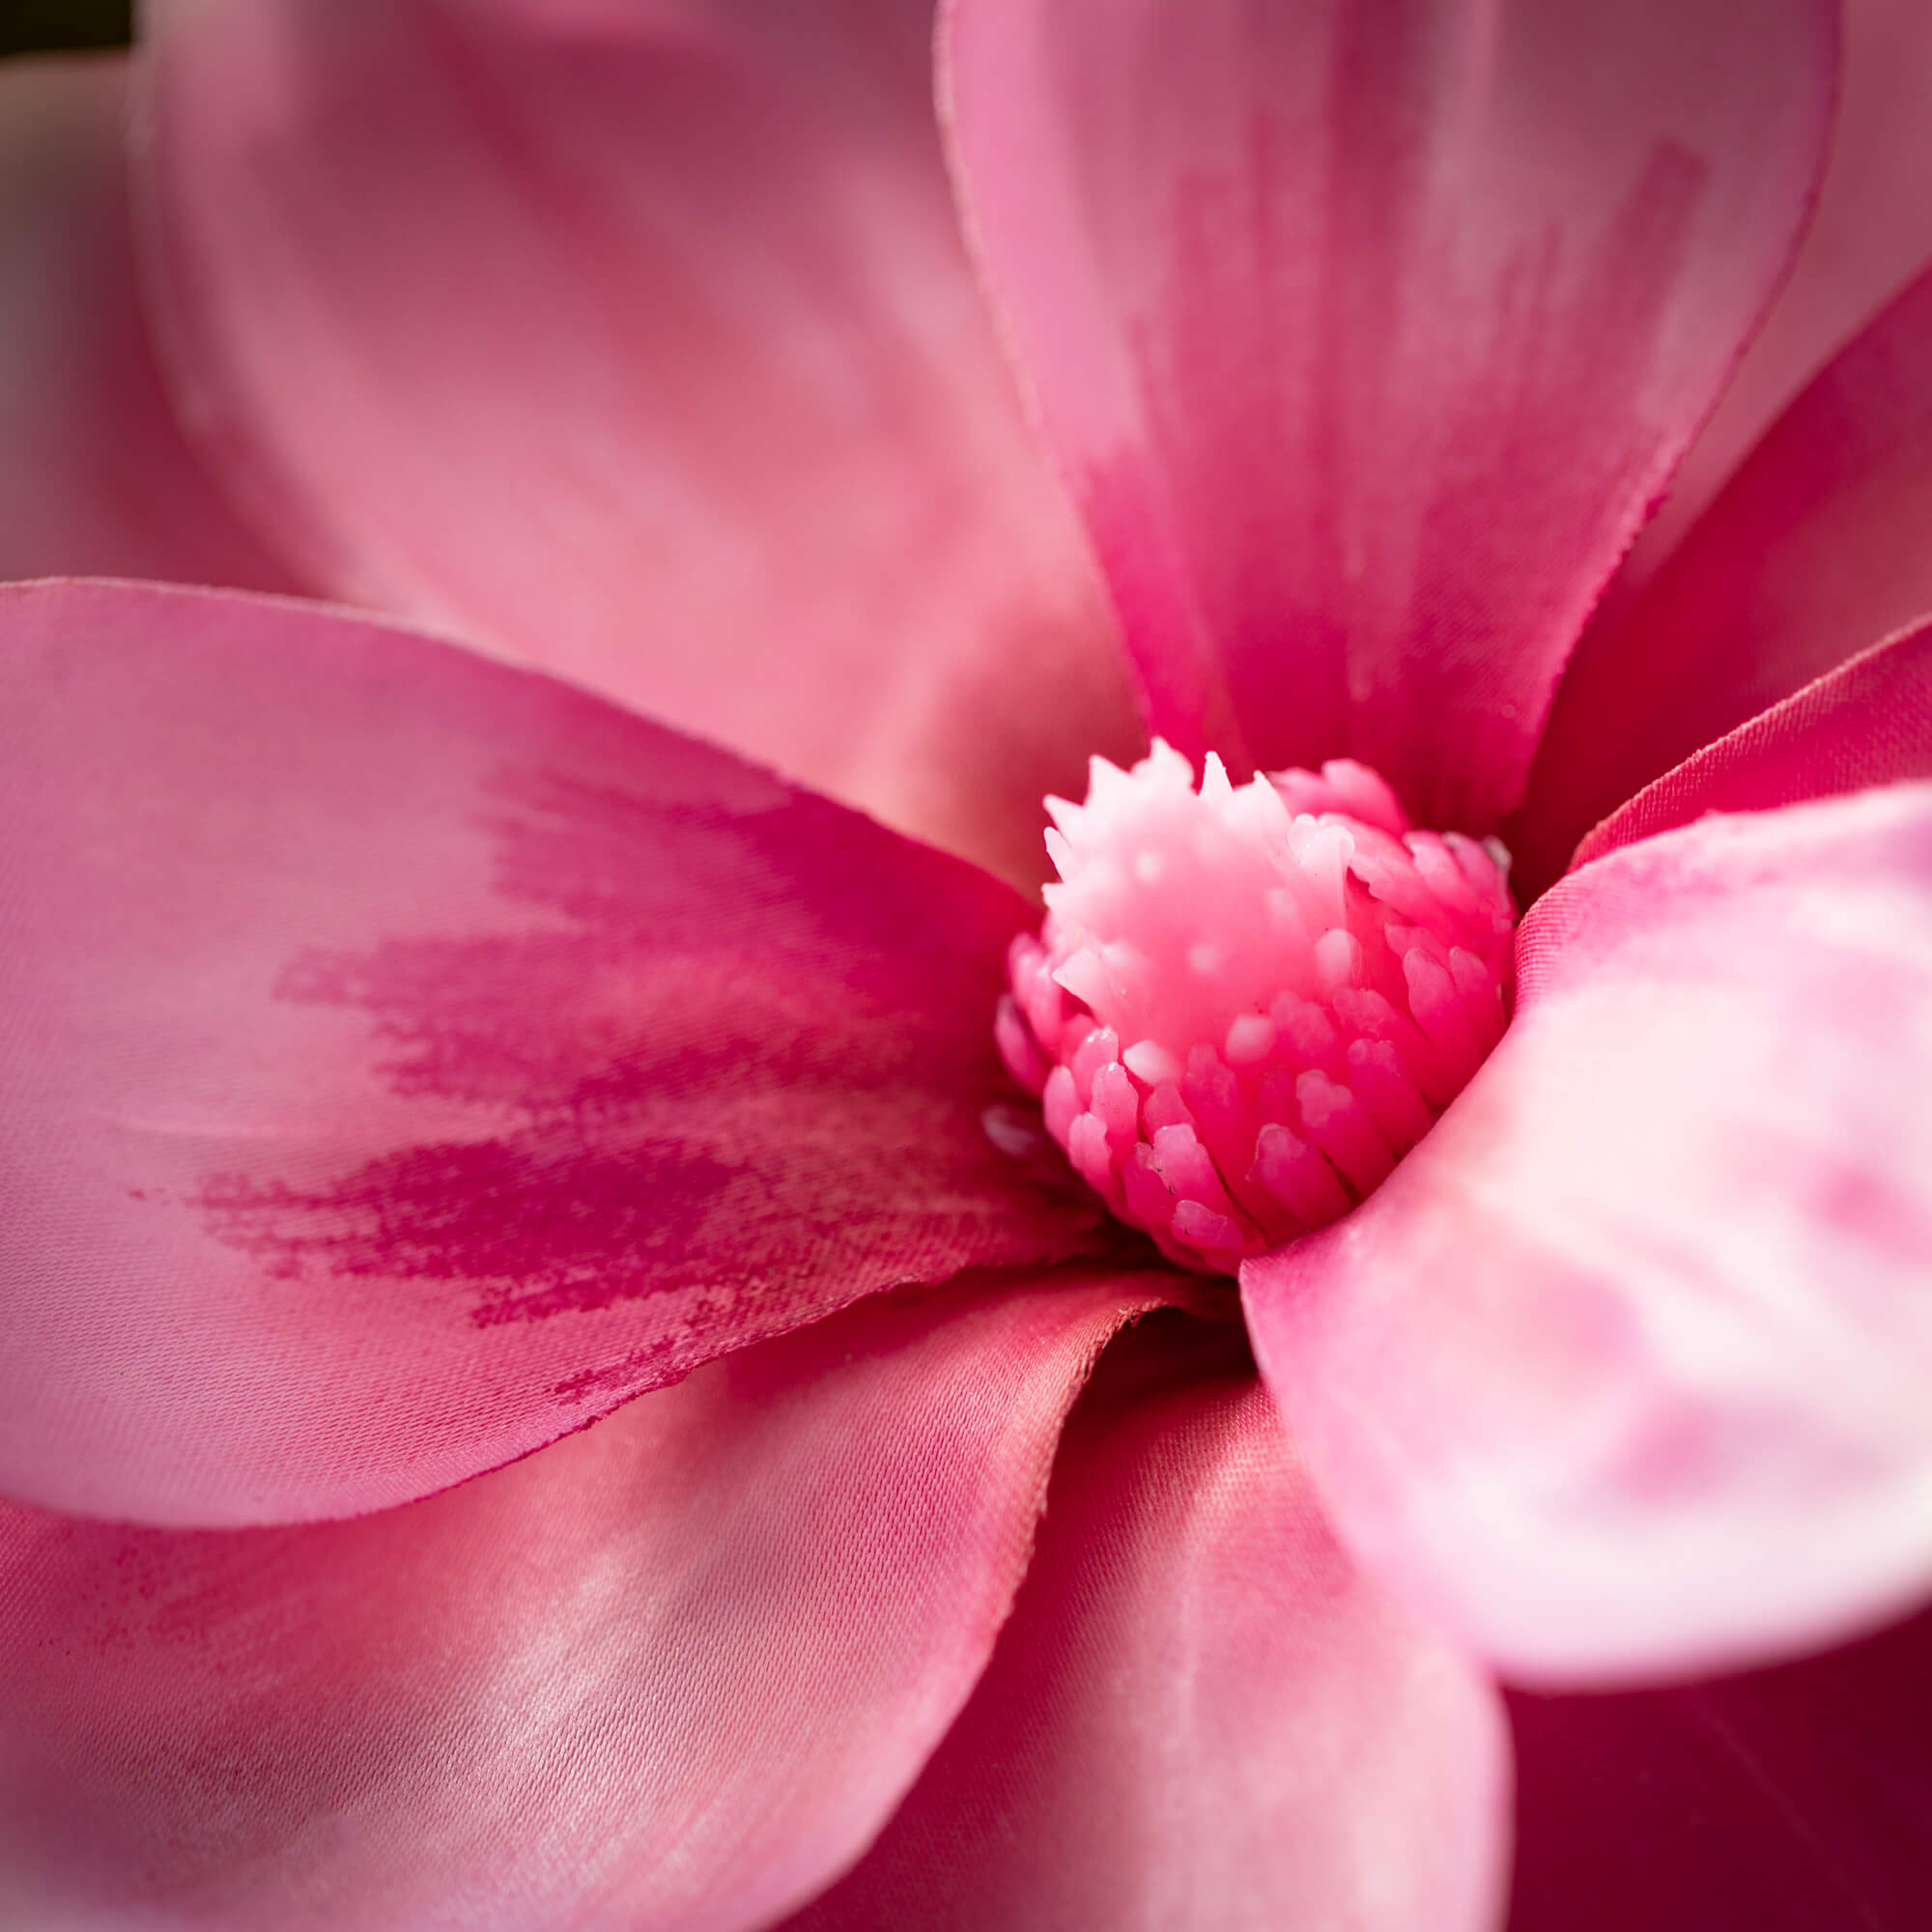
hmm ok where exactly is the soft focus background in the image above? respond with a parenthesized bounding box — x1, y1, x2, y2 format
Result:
(1, 1, 130, 58)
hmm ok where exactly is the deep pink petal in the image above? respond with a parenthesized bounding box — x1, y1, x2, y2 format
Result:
(0, 580, 1117, 1526)
(0, 55, 293, 589)
(1519, 262, 1932, 890)
(1589, 0, 1932, 624)
(1245, 788, 1932, 1685)
(941, 0, 1833, 831)
(1573, 619, 1932, 869)
(1508, 1602, 1932, 1931)
(784, 1318, 1510, 1932)
(134, 0, 1138, 888)
(0, 1270, 1178, 1932)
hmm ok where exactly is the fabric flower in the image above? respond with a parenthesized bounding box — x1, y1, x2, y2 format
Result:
(4, 1, 1932, 1926)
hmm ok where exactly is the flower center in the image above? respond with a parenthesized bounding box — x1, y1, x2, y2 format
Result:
(996, 742, 1516, 1274)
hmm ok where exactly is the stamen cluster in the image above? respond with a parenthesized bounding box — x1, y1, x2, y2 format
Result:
(997, 743, 1516, 1273)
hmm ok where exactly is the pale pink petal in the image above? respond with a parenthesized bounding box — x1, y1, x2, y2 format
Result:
(785, 1317, 1510, 1932)
(942, 0, 1833, 831)
(1574, 618, 1932, 869)
(134, 0, 1137, 889)
(1245, 788, 1932, 1685)
(0, 580, 1117, 1527)
(0, 1270, 1180, 1932)
(1520, 263, 1932, 888)
(1508, 1601, 1932, 1929)
(0, 55, 293, 588)
(1592, 0, 1932, 620)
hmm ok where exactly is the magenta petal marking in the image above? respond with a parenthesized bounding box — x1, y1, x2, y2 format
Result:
(943, 0, 1835, 829)
(0, 1272, 1178, 1932)
(0, 581, 1113, 1527)
(784, 1320, 1509, 1932)
(1246, 787, 1932, 1684)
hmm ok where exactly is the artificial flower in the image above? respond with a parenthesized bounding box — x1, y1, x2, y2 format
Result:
(4, 0, 1932, 1926)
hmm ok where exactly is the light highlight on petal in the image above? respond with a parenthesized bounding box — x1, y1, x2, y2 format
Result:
(1247, 788, 1932, 1685)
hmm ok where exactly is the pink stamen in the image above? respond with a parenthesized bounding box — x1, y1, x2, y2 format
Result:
(995, 741, 1517, 1274)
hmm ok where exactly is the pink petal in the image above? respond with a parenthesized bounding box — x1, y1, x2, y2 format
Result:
(784, 1317, 1510, 1932)
(0, 1270, 1173, 1932)
(1508, 1601, 1932, 1929)
(1590, 0, 1932, 624)
(942, 0, 1833, 831)
(1573, 617, 1932, 869)
(134, 0, 1138, 889)
(0, 55, 293, 589)
(1244, 788, 1932, 1686)
(0, 580, 1117, 1527)
(1520, 262, 1932, 890)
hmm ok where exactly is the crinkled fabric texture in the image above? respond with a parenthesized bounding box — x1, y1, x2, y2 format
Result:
(785, 1316, 1508, 1932)
(0, 1272, 1190, 1931)
(0, 580, 1114, 1524)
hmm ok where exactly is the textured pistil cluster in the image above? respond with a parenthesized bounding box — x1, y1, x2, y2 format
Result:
(997, 743, 1516, 1273)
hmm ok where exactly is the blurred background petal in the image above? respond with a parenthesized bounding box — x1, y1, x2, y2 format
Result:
(132, 0, 1140, 889)
(0, 51, 294, 587)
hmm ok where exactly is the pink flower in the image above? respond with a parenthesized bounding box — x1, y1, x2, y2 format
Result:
(4, 0, 1932, 1925)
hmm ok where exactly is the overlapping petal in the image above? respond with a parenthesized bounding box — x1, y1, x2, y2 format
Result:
(133, 0, 1138, 886)
(787, 1316, 1509, 1932)
(0, 1271, 1178, 1932)
(1245, 788, 1932, 1684)
(7, 3, 1926, 1924)
(1522, 262, 1932, 886)
(1594, 0, 1932, 615)
(0, 580, 1115, 1526)
(0, 55, 293, 589)
(1573, 618, 1932, 867)
(942, 0, 1833, 831)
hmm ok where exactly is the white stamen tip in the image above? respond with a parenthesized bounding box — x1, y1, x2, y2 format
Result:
(1000, 746, 1516, 1274)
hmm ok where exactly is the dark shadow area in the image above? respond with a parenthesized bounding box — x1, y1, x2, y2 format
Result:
(1, 1, 131, 59)
(1509, 1601, 1932, 1930)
